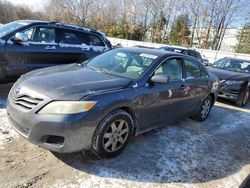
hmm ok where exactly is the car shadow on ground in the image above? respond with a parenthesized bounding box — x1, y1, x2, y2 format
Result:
(53, 102, 250, 184)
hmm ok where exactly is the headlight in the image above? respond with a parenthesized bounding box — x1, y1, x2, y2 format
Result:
(225, 80, 244, 85)
(38, 101, 97, 115)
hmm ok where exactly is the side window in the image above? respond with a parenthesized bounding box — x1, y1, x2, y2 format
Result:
(23, 28, 35, 40)
(59, 30, 82, 45)
(155, 58, 183, 80)
(25, 27, 56, 44)
(88, 34, 105, 46)
(184, 59, 201, 78)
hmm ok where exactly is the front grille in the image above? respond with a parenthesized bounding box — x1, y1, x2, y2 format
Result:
(12, 94, 44, 110)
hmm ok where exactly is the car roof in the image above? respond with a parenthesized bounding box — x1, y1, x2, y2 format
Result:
(16, 20, 100, 35)
(160, 46, 199, 53)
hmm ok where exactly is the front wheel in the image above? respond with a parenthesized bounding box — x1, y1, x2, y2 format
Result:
(192, 95, 212, 122)
(236, 89, 249, 107)
(91, 110, 134, 158)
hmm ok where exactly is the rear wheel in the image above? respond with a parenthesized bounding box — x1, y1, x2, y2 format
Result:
(91, 110, 134, 158)
(192, 95, 212, 122)
(236, 89, 249, 107)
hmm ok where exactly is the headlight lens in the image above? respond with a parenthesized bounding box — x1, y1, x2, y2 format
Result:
(38, 101, 97, 115)
(225, 80, 244, 85)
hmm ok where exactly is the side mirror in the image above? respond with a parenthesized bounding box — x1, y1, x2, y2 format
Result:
(13, 32, 28, 43)
(151, 74, 170, 84)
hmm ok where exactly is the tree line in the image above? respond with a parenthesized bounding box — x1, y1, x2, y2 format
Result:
(0, 0, 249, 53)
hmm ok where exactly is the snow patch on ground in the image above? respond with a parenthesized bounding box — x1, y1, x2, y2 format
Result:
(0, 98, 17, 148)
(50, 103, 250, 187)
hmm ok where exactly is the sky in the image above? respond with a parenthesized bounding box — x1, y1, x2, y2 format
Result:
(6, 0, 48, 10)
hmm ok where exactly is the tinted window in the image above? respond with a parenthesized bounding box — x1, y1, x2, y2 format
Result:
(59, 30, 82, 45)
(184, 59, 201, 78)
(88, 34, 105, 46)
(155, 58, 183, 80)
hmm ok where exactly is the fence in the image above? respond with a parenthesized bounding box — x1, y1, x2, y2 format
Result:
(108, 37, 250, 63)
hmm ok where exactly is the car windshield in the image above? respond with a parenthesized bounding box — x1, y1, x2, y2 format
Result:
(86, 50, 158, 80)
(212, 58, 250, 73)
(0, 21, 29, 38)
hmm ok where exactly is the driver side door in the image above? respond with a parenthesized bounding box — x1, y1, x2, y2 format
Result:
(4, 26, 60, 78)
(140, 57, 191, 131)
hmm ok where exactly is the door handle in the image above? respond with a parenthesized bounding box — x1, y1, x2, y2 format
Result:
(45, 46, 56, 50)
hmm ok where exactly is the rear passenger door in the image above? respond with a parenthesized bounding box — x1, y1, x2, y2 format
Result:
(56, 29, 86, 64)
(57, 29, 108, 63)
(183, 58, 210, 110)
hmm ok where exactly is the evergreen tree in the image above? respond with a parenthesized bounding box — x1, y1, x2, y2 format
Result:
(169, 14, 191, 46)
(236, 23, 250, 54)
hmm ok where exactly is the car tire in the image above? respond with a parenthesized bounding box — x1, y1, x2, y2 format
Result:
(90, 109, 134, 158)
(192, 95, 212, 122)
(236, 89, 249, 107)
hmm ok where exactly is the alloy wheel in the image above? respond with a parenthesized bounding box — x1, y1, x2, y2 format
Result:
(102, 119, 129, 152)
(201, 99, 211, 119)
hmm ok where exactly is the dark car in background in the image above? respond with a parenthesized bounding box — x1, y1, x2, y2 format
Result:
(7, 47, 218, 158)
(0, 20, 112, 83)
(159, 46, 209, 65)
(208, 57, 250, 106)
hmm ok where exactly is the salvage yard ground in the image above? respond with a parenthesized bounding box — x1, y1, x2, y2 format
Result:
(0, 84, 250, 188)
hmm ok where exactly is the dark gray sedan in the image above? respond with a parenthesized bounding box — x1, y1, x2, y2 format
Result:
(7, 48, 219, 158)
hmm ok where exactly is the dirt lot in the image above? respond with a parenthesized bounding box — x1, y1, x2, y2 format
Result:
(0, 84, 250, 188)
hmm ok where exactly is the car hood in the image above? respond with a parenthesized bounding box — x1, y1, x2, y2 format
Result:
(15, 64, 131, 100)
(208, 67, 250, 81)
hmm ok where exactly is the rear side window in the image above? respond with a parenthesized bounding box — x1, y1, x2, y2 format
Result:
(58, 29, 105, 47)
(62, 31, 81, 44)
(89, 34, 105, 46)
(184, 59, 201, 78)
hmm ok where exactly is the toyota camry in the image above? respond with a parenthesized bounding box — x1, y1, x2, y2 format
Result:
(7, 48, 219, 158)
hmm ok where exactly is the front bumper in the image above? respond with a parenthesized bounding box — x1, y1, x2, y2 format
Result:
(218, 86, 240, 101)
(7, 96, 98, 153)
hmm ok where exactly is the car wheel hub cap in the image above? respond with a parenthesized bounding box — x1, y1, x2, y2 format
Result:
(201, 99, 211, 118)
(103, 119, 129, 152)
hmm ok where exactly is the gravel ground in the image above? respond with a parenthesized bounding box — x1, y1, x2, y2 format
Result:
(0, 84, 250, 188)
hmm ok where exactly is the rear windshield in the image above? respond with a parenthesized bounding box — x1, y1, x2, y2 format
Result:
(0, 21, 29, 38)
